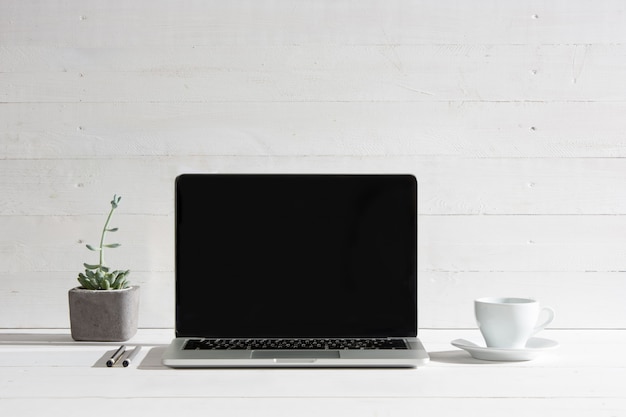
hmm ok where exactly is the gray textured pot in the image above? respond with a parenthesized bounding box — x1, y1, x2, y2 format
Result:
(69, 286, 140, 342)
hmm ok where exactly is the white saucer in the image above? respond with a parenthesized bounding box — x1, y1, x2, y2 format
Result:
(451, 337, 559, 361)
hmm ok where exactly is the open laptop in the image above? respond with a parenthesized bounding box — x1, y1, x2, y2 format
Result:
(162, 174, 429, 367)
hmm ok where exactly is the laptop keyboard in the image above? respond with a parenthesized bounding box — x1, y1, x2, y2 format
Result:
(184, 338, 408, 350)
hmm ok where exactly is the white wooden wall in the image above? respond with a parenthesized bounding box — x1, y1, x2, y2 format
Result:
(1, 0, 625, 329)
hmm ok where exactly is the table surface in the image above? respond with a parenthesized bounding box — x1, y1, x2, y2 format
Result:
(1, 329, 624, 416)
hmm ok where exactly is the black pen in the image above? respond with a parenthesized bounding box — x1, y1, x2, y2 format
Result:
(122, 346, 141, 367)
(106, 345, 126, 367)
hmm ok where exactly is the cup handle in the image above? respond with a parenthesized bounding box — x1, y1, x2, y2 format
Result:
(532, 306, 555, 335)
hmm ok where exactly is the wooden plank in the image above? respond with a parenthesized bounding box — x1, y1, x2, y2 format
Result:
(0, 46, 626, 103)
(0, 366, 623, 398)
(3, 102, 626, 159)
(1, 398, 625, 417)
(0, 215, 174, 272)
(419, 272, 626, 329)
(2, 0, 626, 46)
(1, 44, 625, 102)
(0, 328, 172, 345)
(1, 44, 621, 76)
(1, 157, 626, 216)
(420, 215, 626, 272)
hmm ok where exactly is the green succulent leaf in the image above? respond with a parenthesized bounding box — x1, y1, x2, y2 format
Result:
(111, 274, 122, 286)
(77, 275, 91, 289)
(83, 263, 100, 270)
(103, 243, 121, 248)
(78, 273, 98, 290)
(106, 228, 119, 232)
(118, 278, 129, 289)
(85, 244, 101, 251)
(114, 277, 125, 289)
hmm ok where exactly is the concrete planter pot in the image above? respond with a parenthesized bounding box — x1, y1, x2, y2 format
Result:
(69, 286, 140, 342)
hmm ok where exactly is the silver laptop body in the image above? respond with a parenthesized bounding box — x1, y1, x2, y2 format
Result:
(162, 174, 429, 368)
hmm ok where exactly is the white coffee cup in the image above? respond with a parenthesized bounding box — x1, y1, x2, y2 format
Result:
(475, 297, 555, 349)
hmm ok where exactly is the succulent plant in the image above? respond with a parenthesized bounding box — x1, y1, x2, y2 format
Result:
(77, 195, 130, 290)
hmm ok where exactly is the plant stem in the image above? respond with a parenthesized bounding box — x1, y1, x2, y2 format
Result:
(98, 203, 116, 268)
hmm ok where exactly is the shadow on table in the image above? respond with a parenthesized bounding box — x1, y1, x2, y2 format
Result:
(428, 350, 500, 365)
(0, 332, 77, 345)
(90, 346, 170, 369)
(137, 346, 170, 369)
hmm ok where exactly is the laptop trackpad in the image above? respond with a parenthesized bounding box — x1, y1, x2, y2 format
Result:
(252, 350, 340, 359)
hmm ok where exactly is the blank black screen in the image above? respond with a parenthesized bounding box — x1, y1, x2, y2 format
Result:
(175, 174, 417, 338)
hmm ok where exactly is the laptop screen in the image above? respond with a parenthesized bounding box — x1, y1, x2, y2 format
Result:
(175, 174, 417, 338)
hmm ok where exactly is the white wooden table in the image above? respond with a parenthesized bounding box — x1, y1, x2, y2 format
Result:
(1, 329, 623, 416)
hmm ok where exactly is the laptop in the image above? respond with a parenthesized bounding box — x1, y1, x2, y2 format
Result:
(162, 174, 429, 367)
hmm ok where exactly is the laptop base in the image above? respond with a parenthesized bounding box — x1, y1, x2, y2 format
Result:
(162, 337, 429, 368)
